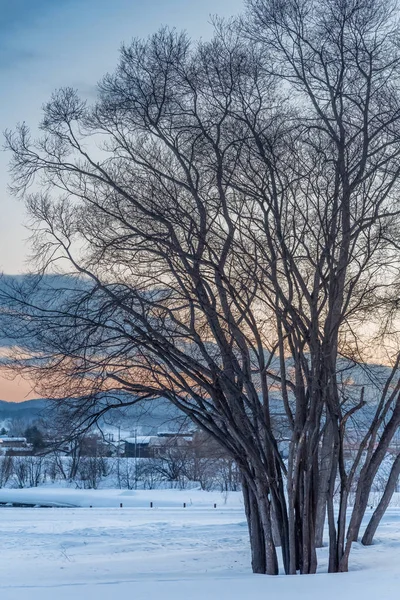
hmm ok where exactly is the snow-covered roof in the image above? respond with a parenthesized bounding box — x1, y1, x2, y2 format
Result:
(124, 436, 152, 445)
(157, 431, 193, 438)
(124, 434, 193, 446)
(0, 437, 27, 443)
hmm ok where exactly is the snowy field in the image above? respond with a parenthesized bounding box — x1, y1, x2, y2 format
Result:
(0, 489, 400, 599)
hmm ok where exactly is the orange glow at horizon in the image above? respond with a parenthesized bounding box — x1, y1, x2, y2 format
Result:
(0, 373, 37, 403)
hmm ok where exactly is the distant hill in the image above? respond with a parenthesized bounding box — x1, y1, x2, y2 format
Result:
(0, 275, 397, 435)
(0, 357, 397, 437)
(0, 396, 187, 435)
(0, 399, 49, 422)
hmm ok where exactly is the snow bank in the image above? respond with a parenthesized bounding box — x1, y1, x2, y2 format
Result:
(0, 486, 243, 508)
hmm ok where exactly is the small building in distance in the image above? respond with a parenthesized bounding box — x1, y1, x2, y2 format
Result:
(124, 436, 153, 458)
(124, 432, 194, 459)
(0, 436, 33, 456)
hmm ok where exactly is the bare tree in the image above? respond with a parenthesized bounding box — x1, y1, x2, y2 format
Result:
(361, 452, 400, 545)
(3, 0, 400, 576)
(13, 457, 29, 489)
(244, 0, 400, 572)
(0, 456, 13, 488)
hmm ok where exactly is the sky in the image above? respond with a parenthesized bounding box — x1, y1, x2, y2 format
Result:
(0, 0, 244, 401)
(0, 0, 244, 274)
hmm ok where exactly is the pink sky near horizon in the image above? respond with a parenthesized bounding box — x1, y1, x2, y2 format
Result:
(0, 372, 37, 403)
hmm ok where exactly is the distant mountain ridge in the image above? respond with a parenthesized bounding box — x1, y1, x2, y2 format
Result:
(0, 399, 49, 422)
(0, 397, 187, 435)
(0, 356, 397, 437)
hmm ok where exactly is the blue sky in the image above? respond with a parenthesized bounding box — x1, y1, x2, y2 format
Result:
(0, 0, 244, 274)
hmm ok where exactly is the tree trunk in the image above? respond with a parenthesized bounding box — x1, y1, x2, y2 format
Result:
(242, 476, 267, 574)
(315, 500, 326, 549)
(271, 482, 291, 575)
(255, 480, 279, 575)
(346, 405, 400, 546)
(315, 423, 335, 547)
(361, 453, 400, 546)
(301, 467, 318, 574)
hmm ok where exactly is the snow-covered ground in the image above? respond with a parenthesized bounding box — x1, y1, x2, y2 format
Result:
(0, 486, 240, 508)
(0, 489, 400, 599)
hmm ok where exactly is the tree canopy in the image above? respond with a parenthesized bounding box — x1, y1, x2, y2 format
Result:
(4, 0, 400, 576)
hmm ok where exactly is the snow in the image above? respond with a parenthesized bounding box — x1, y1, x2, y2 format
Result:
(0, 489, 400, 599)
(124, 435, 152, 445)
(0, 487, 241, 508)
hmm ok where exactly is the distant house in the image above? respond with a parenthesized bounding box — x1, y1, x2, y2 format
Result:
(0, 436, 33, 456)
(124, 432, 194, 459)
(0, 437, 27, 447)
(156, 431, 193, 439)
(124, 436, 154, 458)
